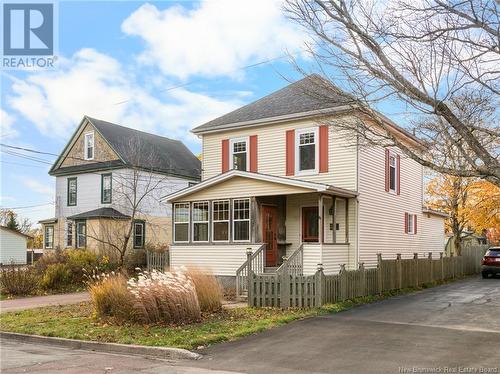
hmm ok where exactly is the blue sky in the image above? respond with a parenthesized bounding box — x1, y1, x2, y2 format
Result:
(1, 0, 408, 225)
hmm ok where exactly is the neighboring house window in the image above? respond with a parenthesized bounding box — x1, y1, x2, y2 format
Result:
(133, 221, 145, 249)
(101, 173, 112, 204)
(44, 226, 54, 249)
(66, 221, 73, 247)
(84, 132, 94, 160)
(76, 221, 86, 248)
(230, 138, 248, 171)
(67, 177, 77, 206)
(212, 200, 229, 242)
(296, 127, 318, 174)
(174, 203, 190, 242)
(389, 154, 397, 192)
(192, 202, 209, 242)
(233, 199, 250, 242)
(405, 213, 417, 234)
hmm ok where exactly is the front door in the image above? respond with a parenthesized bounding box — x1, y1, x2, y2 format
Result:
(302, 207, 319, 242)
(261, 205, 278, 267)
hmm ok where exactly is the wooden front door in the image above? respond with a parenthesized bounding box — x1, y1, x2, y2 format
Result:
(261, 205, 278, 267)
(302, 207, 319, 242)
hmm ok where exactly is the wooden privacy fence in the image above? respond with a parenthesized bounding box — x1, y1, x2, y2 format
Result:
(248, 245, 488, 308)
(146, 250, 169, 271)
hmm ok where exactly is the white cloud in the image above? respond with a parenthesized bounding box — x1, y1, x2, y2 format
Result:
(21, 177, 54, 198)
(7, 48, 242, 143)
(121, 0, 308, 79)
(0, 109, 18, 139)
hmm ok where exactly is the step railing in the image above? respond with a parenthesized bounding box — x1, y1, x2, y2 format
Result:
(276, 244, 304, 277)
(235, 244, 265, 298)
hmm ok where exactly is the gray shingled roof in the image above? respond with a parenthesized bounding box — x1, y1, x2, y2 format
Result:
(192, 74, 353, 134)
(68, 208, 130, 220)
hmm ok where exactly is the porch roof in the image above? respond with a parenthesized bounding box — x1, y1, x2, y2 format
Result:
(161, 170, 358, 202)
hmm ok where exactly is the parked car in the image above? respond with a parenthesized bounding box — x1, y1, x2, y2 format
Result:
(481, 247, 500, 278)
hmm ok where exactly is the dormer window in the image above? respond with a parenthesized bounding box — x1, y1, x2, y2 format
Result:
(230, 138, 248, 171)
(84, 132, 94, 160)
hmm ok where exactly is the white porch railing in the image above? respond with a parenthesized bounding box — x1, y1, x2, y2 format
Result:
(276, 244, 304, 277)
(235, 244, 265, 298)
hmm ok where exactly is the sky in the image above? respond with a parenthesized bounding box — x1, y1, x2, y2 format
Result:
(0, 0, 409, 226)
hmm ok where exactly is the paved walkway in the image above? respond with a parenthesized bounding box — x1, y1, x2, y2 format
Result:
(0, 292, 90, 313)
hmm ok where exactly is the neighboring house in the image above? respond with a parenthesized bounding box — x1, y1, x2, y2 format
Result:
(162, 75, 446, 285)
(40, 116, 200, 257)
(0, 226, 31, 265)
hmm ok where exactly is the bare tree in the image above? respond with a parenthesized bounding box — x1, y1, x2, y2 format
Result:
(0, 209, 33, 234)
(284, 0, 500, 186)
(85, 138, 172, 268)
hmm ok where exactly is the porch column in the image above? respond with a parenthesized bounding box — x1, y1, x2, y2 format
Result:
(344, 197, 349, 243)
(318, 194, 324, 267)
(332, 196, 337, 244)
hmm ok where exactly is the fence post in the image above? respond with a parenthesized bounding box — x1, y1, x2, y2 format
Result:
(359, 262, 366, 297)
(413, 253, 419, 287)
(428, 252, 433, 283)
(396, 254, 402, 289)
(450, 252, 455, 279)
(340, 264, 347, 300)
(439, 252, 444, 280)
(246, 250, 253, 307)
(281, 261, 290, 309)
(377, 253, 383, 294)
(316, 264, 324, 307)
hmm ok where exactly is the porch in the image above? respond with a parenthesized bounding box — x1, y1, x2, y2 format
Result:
(164, 171, 358, 287)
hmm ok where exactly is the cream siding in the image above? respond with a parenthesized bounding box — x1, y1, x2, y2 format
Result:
(170, 244, 262, 276)
(303, 243, 350, 275)
(202, 117, 357, 190)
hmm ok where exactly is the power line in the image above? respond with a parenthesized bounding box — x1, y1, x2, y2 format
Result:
(1, 202, 54, 210)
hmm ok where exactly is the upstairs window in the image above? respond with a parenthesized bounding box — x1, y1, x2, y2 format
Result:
(101, 173, 112, 204)
(174, 203, 190, 242)
(233, 199, 250, 242)
(44, 226, 54, 249)
(389, 155, 396, 192)
(296, 128, 318, 174)
(212, 200, 229, 242)
(192, 201, 209, 242)
(67, 177, 77, 206)
(84, 132, 94, 160)
(133, 221, 145, 249)
(230, 138, 248, 171)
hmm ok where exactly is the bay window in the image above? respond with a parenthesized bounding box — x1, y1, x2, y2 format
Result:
(66, 221, 73, 247)
(233, 198, 250, 242)
(212, 200, 229, 242)
(192, 202, 209, 242)
(174, 203, 190, 242)
(76, 221, 86, 248)
(296, 128, 318, 174)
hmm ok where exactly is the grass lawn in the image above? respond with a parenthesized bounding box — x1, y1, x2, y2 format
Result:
(0, 288, 423, 350)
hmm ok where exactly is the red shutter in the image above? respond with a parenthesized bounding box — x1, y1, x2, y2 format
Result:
(385, 148, 390, 192)
(396, 154, 401, 195)
(319, 125, 329, 173)
(249, 135, 258, 173)
(286, 129, 295, 176)
(414, 215, 417, 234)
(221, 139, 229, 173)
(404, 212, 408, 234)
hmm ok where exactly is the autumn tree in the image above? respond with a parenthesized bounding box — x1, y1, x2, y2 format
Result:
(284, 0, 500, 186)
(0, 209, 32, 234)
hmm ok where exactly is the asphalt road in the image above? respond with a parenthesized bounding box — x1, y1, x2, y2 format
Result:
(1, 277, 499, 374)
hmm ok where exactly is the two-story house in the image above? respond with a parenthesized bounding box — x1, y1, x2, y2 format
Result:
(40, 116, 200, 257)
(162, 75, 446, 287)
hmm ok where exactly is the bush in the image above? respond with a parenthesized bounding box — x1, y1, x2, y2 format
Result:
(88, 274, 135, 322)
(128, 270, 201, 325)
(0, 266, 40, 296)
(33, 249, 68, 275)
(123, 249, 146, 274)
(185, 267, 222, 312)
(41, 263, 71, 290)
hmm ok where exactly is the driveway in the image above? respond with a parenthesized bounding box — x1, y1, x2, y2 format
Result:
(1, 277, 499, 373)
(0, 292, 89, 313)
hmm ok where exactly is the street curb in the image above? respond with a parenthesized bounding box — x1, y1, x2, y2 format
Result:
(0, 331, 202, 360)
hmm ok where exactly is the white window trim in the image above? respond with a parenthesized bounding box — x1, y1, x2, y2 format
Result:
(230, 137, 249, 171)
(388, 152, 398, 194)
(295, 127, 319, 176)
(212, 200, 230, 243)
(84, 132, 95, 161)
(44, 225, 54, 249)
(65, 221, 73, 248)
(76, 221, 86, 248)
(133, 221, 145, 248)
(173, 203, 190, 243)
(232, 198, 251, 243)
(407, 214, 415, 235)
(192, 201, 210, 243)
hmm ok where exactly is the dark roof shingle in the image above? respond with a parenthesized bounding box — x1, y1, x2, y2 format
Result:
(67, 208, 130, 220)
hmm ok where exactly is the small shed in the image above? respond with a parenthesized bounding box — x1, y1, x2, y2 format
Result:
(0, 226, 31, 265)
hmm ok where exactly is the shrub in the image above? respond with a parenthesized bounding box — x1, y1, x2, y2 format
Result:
(184, 267, 222, 312)
(123, 249, 147, 274)
(88, 274, 135, 322)
(128, 270, 201, 324)
(0, 265, 40, 296)
(33, 249, 68, 275)
(41, 263, 71, 290)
